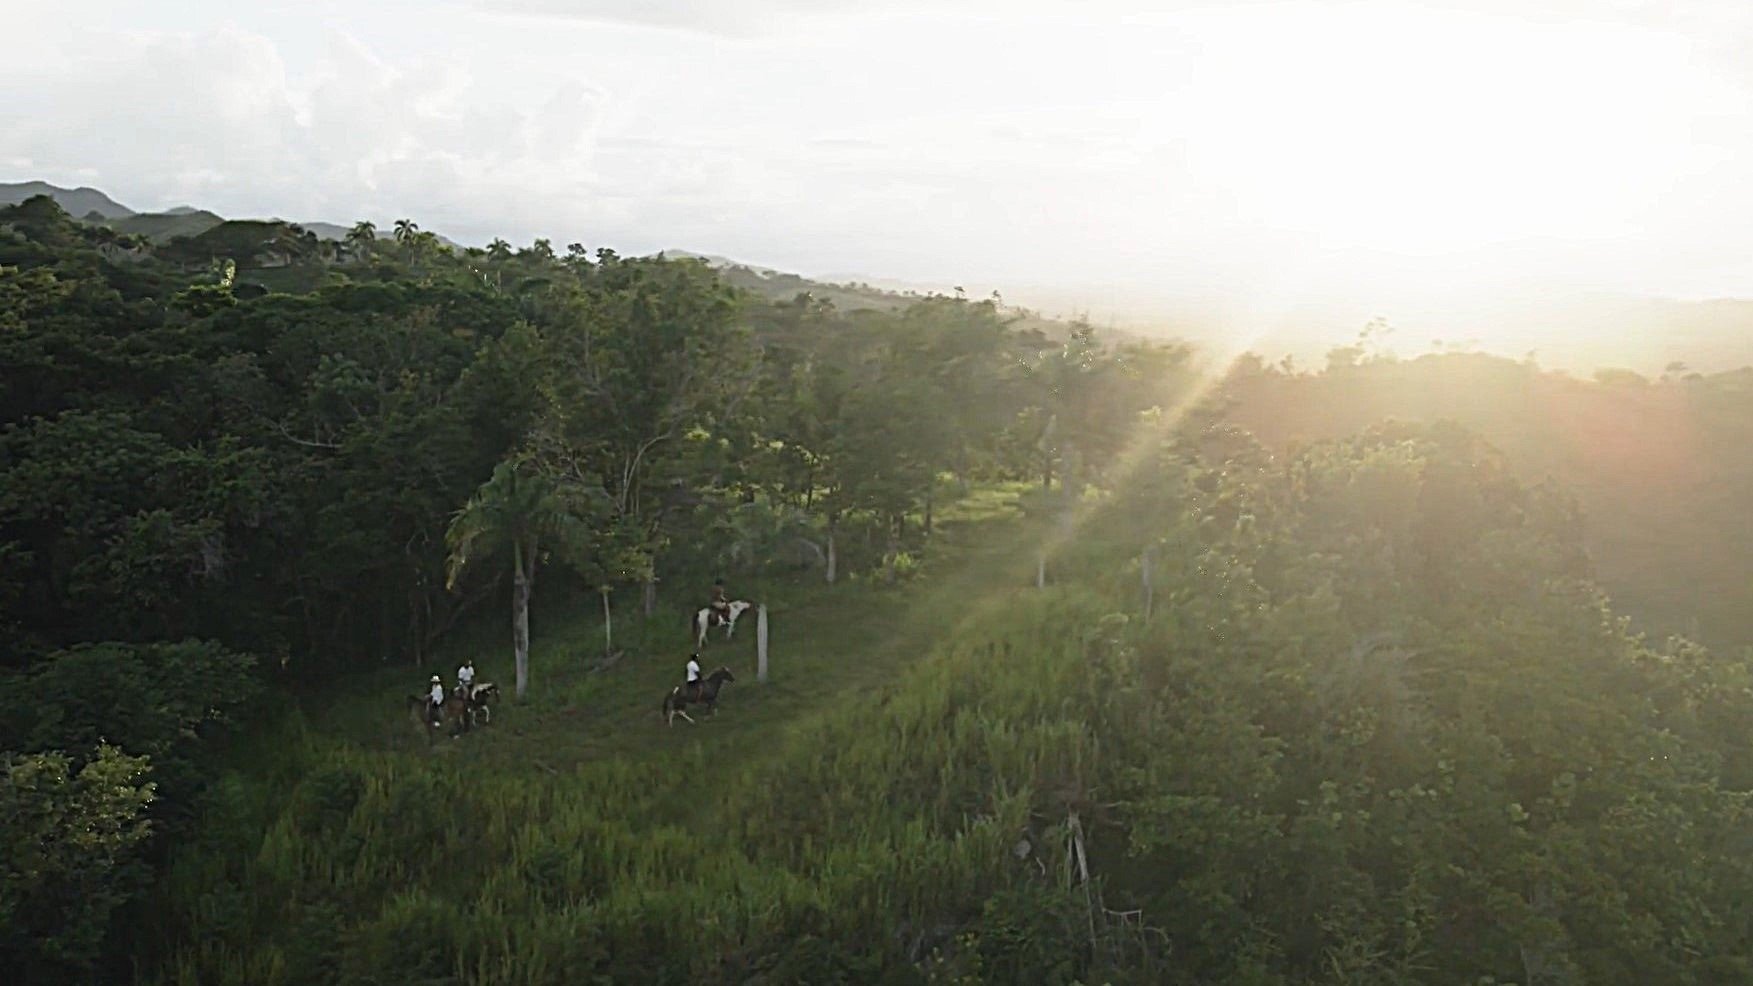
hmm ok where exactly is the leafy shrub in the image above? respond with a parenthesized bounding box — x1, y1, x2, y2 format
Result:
(0, 744, 155, 980)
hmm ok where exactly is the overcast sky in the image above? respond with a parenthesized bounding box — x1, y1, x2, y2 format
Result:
(7, 0, 1753, 352)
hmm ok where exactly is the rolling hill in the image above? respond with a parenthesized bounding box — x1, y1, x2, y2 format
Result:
(0, 181, 423, 246)
(110, 208, 225, 243)
(0, 180, 133, 219)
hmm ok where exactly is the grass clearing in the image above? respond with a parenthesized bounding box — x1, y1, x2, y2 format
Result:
(286, 481, 1039, 825)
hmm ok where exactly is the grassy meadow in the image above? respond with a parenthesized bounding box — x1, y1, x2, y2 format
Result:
(141, 484, 1119, 984)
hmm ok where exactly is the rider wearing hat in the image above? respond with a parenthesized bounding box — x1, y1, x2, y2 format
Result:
(427, 674, 445, 725)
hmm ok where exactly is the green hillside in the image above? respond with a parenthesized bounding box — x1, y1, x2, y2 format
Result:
(675, 252, 1086, 341)
(0, 179, 134, 218)
(1222, 350, 1753, 650)
(136, 437, 1753, 984)
(110, 209, 225, 243)
(4, 191, 1753, 985)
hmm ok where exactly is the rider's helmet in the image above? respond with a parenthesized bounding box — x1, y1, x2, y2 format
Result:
(430, 674, 441, 683)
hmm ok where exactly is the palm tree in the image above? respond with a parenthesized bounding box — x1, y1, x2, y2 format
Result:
(342, 221, 377, 263)
(445, 461, 597, 699)
(486, 238, 513, 262)
(392, 218, 418, 246)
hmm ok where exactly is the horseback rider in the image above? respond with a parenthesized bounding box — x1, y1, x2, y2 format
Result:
(456, 658, 475, 699)
(685, 653, 703, 701)
(426, 674, 445, 725)
(709, 577, 729, 621)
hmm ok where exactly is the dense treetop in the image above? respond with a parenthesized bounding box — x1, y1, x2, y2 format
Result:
(2, 193, 1749, 984)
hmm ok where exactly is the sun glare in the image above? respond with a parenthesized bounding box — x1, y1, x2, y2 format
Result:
(1165, 4, 1724, 259)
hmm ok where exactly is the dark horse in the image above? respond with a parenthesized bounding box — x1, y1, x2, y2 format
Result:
(406, 692, 472, 739)
(661, 666, 735, 726)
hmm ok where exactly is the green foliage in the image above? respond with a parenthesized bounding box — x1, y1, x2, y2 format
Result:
(1222, 351, 1753, 651)
(10, 189, 1753, 983)
(140, 437, 1753, 982)
(0, 639, 256, 785)
(0, 744, 155, 981)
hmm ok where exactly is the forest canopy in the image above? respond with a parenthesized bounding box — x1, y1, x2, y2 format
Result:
(1, 193, 1749, 984)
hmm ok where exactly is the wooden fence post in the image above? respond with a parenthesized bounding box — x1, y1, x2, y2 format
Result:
(757, 604, 769, 683)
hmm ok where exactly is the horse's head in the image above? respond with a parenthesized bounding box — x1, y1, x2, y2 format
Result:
(728, 600, 753, 620)
(471, 682, 499, 703)
(711, 666, 736, 683)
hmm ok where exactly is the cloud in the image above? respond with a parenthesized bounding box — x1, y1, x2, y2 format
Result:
(0, 24, 609, 239)
(471, 0, 867, 37)
(9, 0, 1753, 320)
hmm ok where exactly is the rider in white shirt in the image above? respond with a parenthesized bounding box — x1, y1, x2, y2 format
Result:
(427, 675, 445, 724)
(457, 659, 475, 697)
(685, 654, 702, 698)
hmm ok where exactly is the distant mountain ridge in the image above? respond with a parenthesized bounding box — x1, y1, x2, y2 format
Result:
(111, 209, 226, 243)
(0, 181, 400, 246)
(0, 180, 134, 219)
(8, 179, 1751, 371)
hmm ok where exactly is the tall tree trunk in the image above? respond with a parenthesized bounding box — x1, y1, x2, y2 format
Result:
(825, 520, 838, 584)
(924, 477, 934, 537)
(643, 577, 657, 618)
(512, 539, 532, 699)
(601, 589, 613, 657)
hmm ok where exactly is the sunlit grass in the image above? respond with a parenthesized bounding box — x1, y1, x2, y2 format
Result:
(143, 479, 1142, 982)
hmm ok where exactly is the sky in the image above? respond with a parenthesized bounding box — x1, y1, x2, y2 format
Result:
(6, 0, 1753, 365)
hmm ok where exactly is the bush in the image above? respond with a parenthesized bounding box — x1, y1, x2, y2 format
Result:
(0, 745, 155, 981)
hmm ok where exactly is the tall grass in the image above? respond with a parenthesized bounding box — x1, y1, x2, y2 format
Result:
(142, 495, 1137, 984)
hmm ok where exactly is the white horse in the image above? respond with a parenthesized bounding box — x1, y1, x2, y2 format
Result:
(693, 600, 753, 647)
(466, 682, 499, 725)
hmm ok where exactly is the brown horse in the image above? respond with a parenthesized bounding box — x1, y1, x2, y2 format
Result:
(406, 692, 472, 739)
(661, 667, 735, 725)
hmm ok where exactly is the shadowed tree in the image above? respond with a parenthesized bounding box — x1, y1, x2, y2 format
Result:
(444, 460, 598, 699)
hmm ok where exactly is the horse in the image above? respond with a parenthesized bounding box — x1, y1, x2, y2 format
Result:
(406, 692, 471, 739)
(406, 694, 432, 736)
(661, 666, 735, 725)
(466, 682, 499, 726)
(692, 600, 753, 648)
